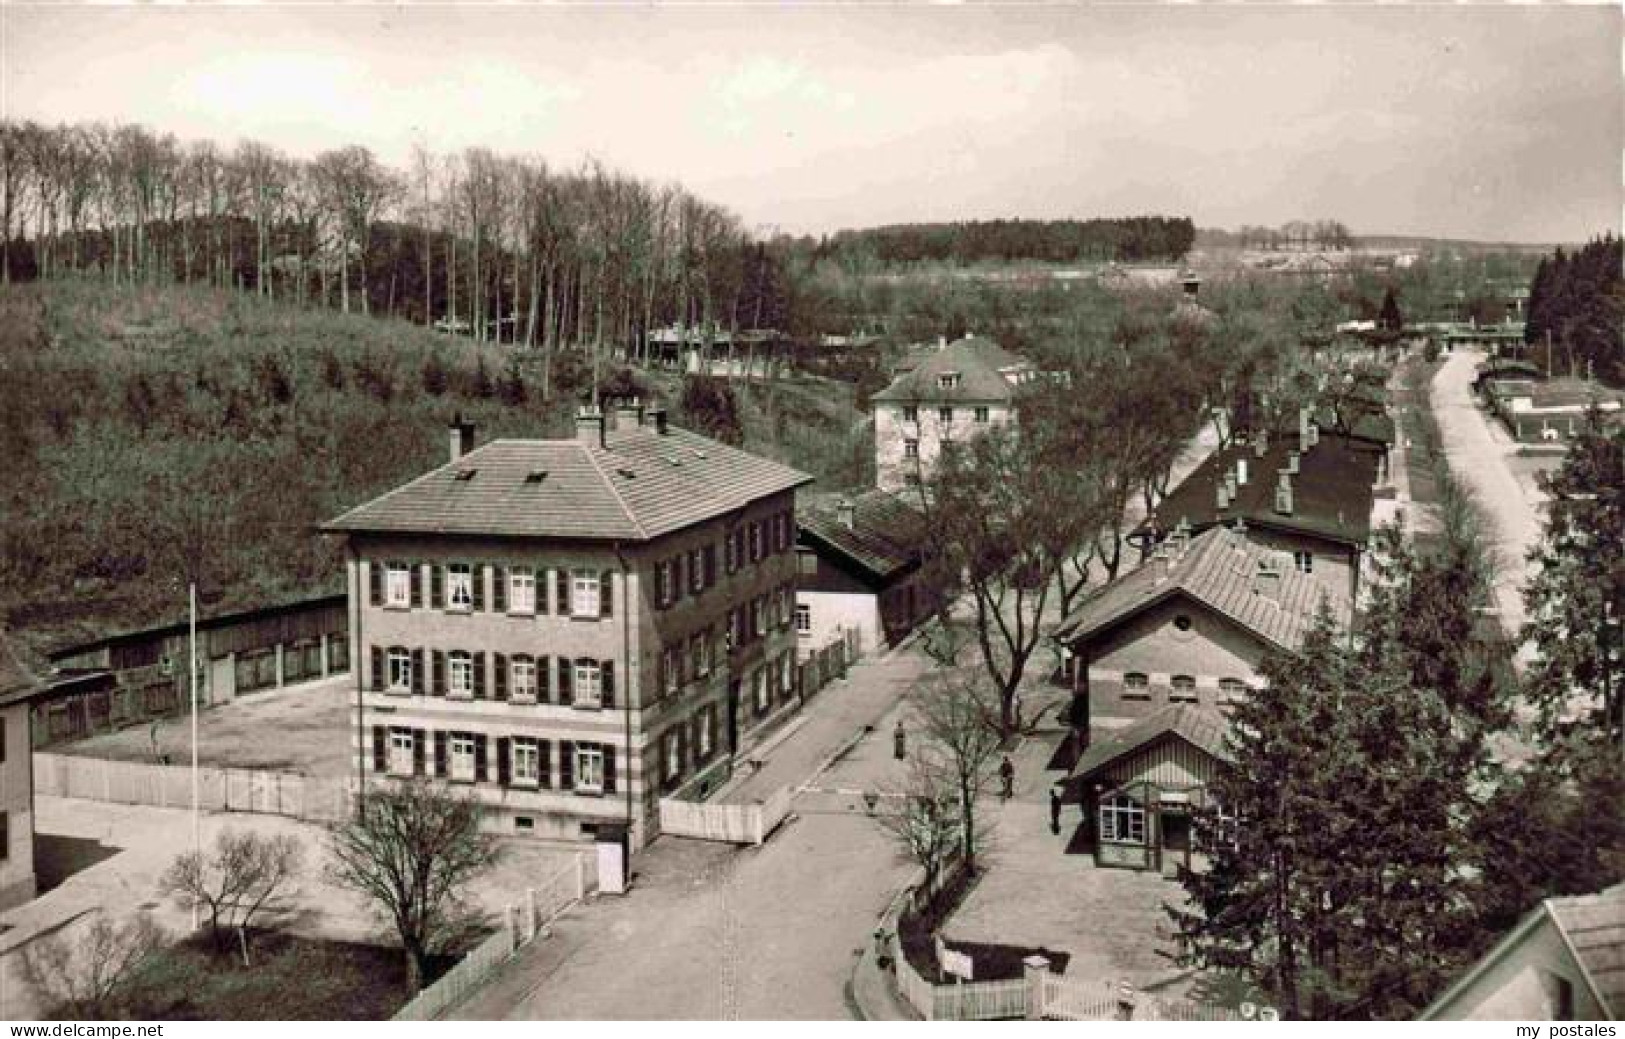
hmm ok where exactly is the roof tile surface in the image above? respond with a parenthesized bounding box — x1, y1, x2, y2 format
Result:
(324, 424, 812, 542)
(1055, 524, 1348, 651)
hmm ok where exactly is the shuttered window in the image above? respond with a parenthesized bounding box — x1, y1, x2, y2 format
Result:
(449, 651, 473, 698)
(511, 656, 536, 701)
(571, 571, 601, 618)
(387, 648, 412, 693)
(508, 568, 536, 614)
(575, 745, 603, 793)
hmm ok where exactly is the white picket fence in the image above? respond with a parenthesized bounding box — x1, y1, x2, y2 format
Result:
(889, 934, 1236, 1022)
(393, 854, 596, 1021)
(889, 932, 1031, 1020)
(32, 752, 352, 822)
(1040, 975, 1123, 1020)
(658, 784, 793, 845)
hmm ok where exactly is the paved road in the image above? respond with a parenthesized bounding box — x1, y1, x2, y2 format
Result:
(1430, 349, 1546, 649)
(451, 645, 930, 1020)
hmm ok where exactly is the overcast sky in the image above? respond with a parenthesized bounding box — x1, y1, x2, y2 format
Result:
(3, 4, 1618, 244)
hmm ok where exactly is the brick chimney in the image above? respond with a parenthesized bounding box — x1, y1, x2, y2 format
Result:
(1288, 450, 1301, 475)
(1236, 456, 1249, 487)
(448, 412, 475, 463)
(837, 498, 856, 530)
(1253, 558, 1282, 601)
(1275, 471, 1294, 516)
(614, 395, 645, 431)
(576, 405, 606, 447)
(1216, 480, 1230, 510)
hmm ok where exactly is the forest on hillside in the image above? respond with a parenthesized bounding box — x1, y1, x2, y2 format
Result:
(0, 281, 868, 656)
(812, 217, 1196, 267)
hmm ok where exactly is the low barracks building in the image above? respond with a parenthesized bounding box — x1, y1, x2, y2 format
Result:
(322, 404, 811, 849)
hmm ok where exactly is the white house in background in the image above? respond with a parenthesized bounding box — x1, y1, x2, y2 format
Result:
(1419, 884, 1622, 1021)
(871, 335, 1037, 492)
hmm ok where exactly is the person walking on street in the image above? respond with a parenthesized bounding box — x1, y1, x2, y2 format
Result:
(999, 755, 1015, 801)
(1049, 784, 1063, 835)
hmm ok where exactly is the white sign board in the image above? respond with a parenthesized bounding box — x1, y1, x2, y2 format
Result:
(935, 936, 974, 981)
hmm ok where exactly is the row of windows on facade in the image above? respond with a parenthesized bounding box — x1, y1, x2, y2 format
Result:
(655, 583, 797, 694)
(369, 562, 614, 618)
(1119, 673, 1253, 702)
(370, 647, 618, 706)
(899, 405, 992, 425)
(652, 510, 795, 609)
(370, 707, 722, 794)
(372, 727, 615, 793)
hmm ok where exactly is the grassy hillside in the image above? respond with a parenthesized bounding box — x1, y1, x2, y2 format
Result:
(0, 281, 868, 662)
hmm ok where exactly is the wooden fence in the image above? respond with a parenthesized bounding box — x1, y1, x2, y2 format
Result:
(657, 783, 793, 845)
(796, 627, 859, 701)
(393, 854, 596, 1021)
(32, 752, 353, 823)
(888, 931, 1031, 1021)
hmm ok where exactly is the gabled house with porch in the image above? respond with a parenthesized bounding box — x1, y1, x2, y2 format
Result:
(1061, 704, 1230, 876)
(1051, 525, 1348, 874)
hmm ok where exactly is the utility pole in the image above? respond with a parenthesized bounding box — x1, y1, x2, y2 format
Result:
(189, 582, 200, 932)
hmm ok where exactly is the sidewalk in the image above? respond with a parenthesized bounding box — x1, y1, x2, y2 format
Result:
(717, 636, 932, 805)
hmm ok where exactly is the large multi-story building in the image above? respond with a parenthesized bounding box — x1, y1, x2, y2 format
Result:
(322, 403, 812, 849)
(871, 335, 1037, 492)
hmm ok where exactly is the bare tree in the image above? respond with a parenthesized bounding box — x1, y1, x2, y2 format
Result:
(875, 752, 962, 899)
(18, 913, 163, 1018)
(312, 145, 400, 314)
(907, 666, 1003, 874)
(917, 416, 1098, 736)
(326, 780, 497, 993)
(159, 828, 304, 961)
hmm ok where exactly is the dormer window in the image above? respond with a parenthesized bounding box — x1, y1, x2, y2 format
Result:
(938, 372, 961, 390)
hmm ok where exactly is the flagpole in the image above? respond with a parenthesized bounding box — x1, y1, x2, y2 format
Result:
(190, 581, 200, 931)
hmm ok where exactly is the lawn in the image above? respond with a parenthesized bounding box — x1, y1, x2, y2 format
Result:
(56, 675, 354, 777)
(101, 930, 461, 1021)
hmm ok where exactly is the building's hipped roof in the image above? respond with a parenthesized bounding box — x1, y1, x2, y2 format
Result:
(1146, 430, 1378, 549)
(798, 489, 929, 583)
(1054, 525, 1346, 652)
(872, 336, 1031, 404)
(323, 424, 813, 542)
(1067, 704, 1232, 788)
